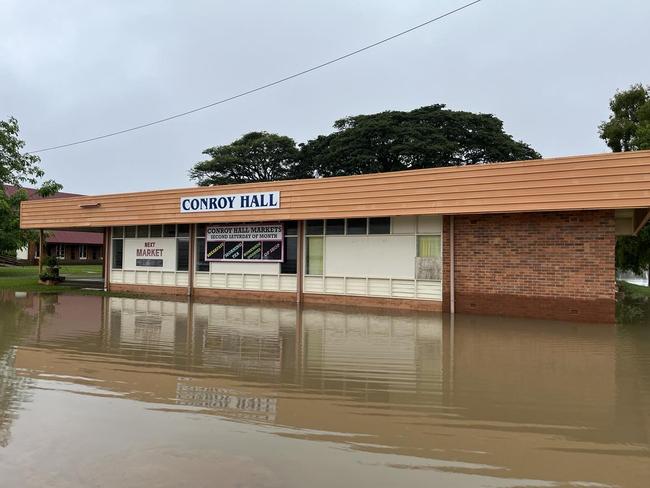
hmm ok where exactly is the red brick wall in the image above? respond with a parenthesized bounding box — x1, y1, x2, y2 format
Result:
(445, 210, 616, 323)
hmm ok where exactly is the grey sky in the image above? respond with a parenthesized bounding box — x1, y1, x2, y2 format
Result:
(2, 0, 649, 195)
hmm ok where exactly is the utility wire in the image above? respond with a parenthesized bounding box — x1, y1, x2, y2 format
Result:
(29, 0, 483, 154)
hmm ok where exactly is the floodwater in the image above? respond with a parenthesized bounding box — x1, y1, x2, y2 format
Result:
(0, 293, 649, 488)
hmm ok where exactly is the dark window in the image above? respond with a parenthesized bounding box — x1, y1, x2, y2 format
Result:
(281, 236, 297, 274)
(124, 226, 136, 238)
(177, 224, 190, 238)
(346, 218, 367, 235)
(196, 224, 206, 237)
(283, 221, 298, 236)
(368, 217, 391, 234)
(149, 225, 162, 237)
(137, 225, 149, 238)
(325, 219, 345, 235)
(112, 239, 123, 269)
(195, 237, 209, 272)
(92, 247, 98, 260)
(112, 226, 124, 238)
(177, 239, 189, 271)
(163, 224, 176, 237)
(306, 220, 324, 235)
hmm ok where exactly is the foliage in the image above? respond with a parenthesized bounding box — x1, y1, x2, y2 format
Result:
(299, 105, 541, 177)
(616, 224, 650, 278)
(189, 132, 302, 185)
(599, 84, 650, 152)
(0, 117, 62, 254)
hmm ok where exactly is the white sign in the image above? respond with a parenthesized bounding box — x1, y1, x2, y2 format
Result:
(123, 238, 177, 271)
(206, 223, 283, 242)
(180, 191, 280, 213)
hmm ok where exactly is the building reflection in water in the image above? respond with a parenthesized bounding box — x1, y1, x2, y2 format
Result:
(1, 292, 649, 486)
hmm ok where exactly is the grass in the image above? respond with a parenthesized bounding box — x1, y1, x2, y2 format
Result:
(618, 280, 650, 298)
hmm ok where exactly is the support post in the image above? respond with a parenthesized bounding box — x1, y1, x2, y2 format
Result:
(187, 223, 195, 297)
(38, 229, 44, 275)
(450, 216, 455, 315)
(296, 220, 304, 304)
(103, 227, 111, 292)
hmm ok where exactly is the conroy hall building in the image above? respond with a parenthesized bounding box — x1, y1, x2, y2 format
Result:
(20, 151, 650, 323)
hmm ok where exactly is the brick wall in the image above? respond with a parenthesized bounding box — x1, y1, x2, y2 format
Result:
(444, 210, 616, 323)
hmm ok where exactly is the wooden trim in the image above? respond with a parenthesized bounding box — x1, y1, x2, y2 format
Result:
(19, 150, 650, 229)
(193, 287, 297, 303)
(110, 283, 188, 296)
(302, 293, 443, 312)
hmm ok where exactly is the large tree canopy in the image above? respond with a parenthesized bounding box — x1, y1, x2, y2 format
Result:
(190, 132, 302, 186)
(599, 84, 650, 152)
(0, 117, 60, 254)
(300, 104, 541, 177)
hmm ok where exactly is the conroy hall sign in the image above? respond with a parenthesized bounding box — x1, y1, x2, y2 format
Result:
(180, 191, 280, 213)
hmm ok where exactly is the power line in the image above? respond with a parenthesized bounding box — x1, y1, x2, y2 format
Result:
(29, 0, 484, 154)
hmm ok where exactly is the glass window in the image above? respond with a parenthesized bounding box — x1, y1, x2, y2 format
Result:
(56, 244, 65, 259)
(196, 223, 206, 237)
(124, 226, 136, 238)
(136, 225, 149, 238)
(283, 221, 298, 236)
(325, 219, 345, 235)
(281, 236, 297, 274)
(346, 218, 367, 235)
(112, 226, 124, 238)
(369, 217, 391, 234)
(79, 244, 87, 259)
(177, 238, 189, 271)
(417, 235, 441, 257)
(177, 224, 190, 238)
(306, 237, 324, 275)
(112, 239, 123, 269)
(149, 225, 162, 237)
(306, 220, 324, 235)
(163, 224, 176, 237)
(195, 237, 209, 272)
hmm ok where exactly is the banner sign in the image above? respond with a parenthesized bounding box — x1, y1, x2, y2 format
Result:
(205, 223, 283, 262)
(180, 191, 280, 213)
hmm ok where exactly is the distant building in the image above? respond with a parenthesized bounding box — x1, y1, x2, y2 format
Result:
(4, 185, 104, 264)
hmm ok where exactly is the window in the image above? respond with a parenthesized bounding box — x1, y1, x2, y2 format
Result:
(346, 218, 367, 235)
(369, 217, 391, 234)
(195, 225, 209, 272)
(177, 224, 190, 238)
(283, 221, 298, 236)
(163, 224, 176, 237)
(55, 244, 65, 259)
(112, 239, 123, 269)
(281, 237, 297, 274)
(417, 235, 441, 257)
(306, 220, 324, 236)
(92, 247, 98, 260)
(325, 219, 345, 235)
(149, 225, 162, 238)
(306, 237, 323, 275)
(112, 226, 124, 238)
(124, 226, 136, 238)
(177, 238, 189, 271)
(137, 225, 149, 238)
(79, 244, 87, 260)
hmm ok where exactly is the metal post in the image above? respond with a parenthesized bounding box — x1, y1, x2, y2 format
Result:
(450, 216, 455, 315)
(296, 220, 304, 304)
(38, 229, 44, 275)
(187, 224, 195, 297)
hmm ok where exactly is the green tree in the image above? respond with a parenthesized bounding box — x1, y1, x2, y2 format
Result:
(189, 132, 303, 186)
(300, 104, 540, 177)
(599, 84, 650, 152)
(0, 117, 61, 254)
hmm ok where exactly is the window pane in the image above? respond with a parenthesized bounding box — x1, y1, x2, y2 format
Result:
(306, 220, 324, 235)
(283, 221, 298, 236)
(177, 224, 190, 238)
(281, 236, 297, 274)
(195, 238, 209, 272)
(196, 224, 206, 237)
(417, 235, 441, 257)
(177, 238, 189, 271)
(112, 226, 124, 238)
(136, 225, 149, 238)
(369, 217, 391, 234)
(325, 219, 345, 235)
(163, 224, 176, 237)
(306, 237, 323, 275)
(346, 218, 367, 235)
(149, 224, 162, 237)
(112, 239, 123, 269)
(124, 226, 136, 238)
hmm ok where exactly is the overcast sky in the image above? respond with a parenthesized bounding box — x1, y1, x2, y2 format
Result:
(2, 0, 649, 195)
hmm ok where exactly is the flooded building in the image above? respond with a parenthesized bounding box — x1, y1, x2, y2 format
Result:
(19, 150, 650, 323)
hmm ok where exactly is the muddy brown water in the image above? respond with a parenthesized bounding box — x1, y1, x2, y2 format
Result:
(0, 292, 649, 487)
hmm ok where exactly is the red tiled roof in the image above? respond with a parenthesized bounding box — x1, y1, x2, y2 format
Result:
(46, 230, 103, 245)
(4, 185, 103, 244)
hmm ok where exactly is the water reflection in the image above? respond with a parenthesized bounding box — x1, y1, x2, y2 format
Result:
(1, 292, 649, 487)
